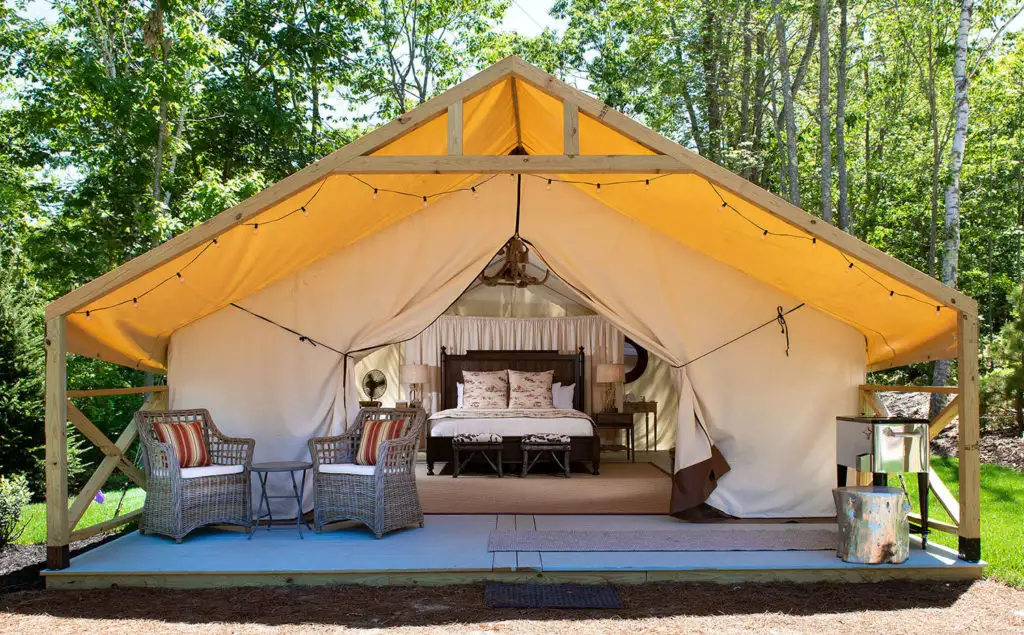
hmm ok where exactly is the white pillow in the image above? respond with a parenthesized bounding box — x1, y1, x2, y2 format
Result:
(551, 382, 575, 409)
(456, 382, 464, 408)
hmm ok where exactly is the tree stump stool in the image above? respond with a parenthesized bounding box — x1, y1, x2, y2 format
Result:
(833, 486, 911, 564)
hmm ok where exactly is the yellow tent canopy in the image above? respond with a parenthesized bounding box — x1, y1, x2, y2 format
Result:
(46, 56, 973, 374)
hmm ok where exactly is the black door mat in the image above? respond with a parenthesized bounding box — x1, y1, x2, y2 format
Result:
(485, 583, 623, 609)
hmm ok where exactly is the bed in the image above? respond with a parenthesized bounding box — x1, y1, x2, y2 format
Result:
(426, 347, 600, 475)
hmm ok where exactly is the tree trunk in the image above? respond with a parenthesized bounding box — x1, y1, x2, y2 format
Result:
(739, 1, 753, 148)
(863, 26, 871, 227)
(818, 0, 832, 223)
(927, 28, 940, 278)
(751, 29, 767, 183)
(836, 0, 850, 231)
(701, 0, 722, 162)
(773, 0, 801, 205)
(931, 0, 974, 417)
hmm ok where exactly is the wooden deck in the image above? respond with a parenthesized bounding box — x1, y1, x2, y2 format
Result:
(43, 514, 983, 589)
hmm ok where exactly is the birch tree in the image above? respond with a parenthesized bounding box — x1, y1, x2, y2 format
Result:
(931, 0, 974, 412)
(818, 0, 832, 223)
(835, 0, 850, 231)
(773, 0, 801, 205)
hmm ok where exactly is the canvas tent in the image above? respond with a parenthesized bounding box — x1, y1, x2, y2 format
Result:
(43, 57, 981, 569)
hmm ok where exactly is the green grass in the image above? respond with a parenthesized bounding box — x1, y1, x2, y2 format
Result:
(15, 488, 146, 546)
(897, 457, 1024, 587)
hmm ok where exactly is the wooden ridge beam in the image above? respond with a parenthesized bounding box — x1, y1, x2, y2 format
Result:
(335, 155, 691, 174)
(68, 385, 168, 398)
(506, 56, 976, 314)
(859, 384, 959, 394)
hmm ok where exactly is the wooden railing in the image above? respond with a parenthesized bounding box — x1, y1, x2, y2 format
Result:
(55, 386, 165, 544)
(857, 384, 961, 535)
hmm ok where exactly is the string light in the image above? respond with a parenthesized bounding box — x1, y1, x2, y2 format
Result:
(70, 171, 947, 320)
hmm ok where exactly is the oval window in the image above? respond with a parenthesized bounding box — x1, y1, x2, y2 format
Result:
(623, 336, 649, 384)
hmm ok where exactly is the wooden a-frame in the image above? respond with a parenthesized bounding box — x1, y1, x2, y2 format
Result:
(42, 56, 982, 568)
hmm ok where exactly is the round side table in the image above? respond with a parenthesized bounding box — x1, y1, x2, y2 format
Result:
(250, 461, 312, 539)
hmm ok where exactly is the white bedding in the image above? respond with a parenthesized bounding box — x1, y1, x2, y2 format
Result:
(429, 409, 594, 438)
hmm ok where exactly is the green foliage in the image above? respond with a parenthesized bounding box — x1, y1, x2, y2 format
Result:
(982, 286, 1024, 429)
(0, 256, 45, 483)
(16, 487, 146, 546)
(0, 473, 31, 548)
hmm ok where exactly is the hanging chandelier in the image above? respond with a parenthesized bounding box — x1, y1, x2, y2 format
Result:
(478, 236, 550, 288)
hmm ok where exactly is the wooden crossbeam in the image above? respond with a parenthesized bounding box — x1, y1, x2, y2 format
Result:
(67, 402, 119, 457)
(66, 420, 140, 532)
(69, 509, 141, 543)
(929, 396, 960, 440)
(860, 390, 890, 417)
(859, 384, 959, 394)
(908, 512, 959, 535)
(67, 385, 168, 398)
(335, 154, 690, 174)
(929, 471, 961, 525)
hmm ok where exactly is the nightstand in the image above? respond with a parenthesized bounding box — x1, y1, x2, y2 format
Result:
(593, 412, 635, 462)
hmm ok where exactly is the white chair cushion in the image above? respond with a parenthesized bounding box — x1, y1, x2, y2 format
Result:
(319, 463, 376, 476)
(180, 464, 245, 479)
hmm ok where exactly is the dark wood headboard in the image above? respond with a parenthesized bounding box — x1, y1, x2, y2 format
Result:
(439, 347, 585, 412)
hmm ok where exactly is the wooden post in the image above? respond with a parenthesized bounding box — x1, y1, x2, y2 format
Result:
(447, 101, 463, 156)
(563, 102, 579, 155)
(957, 311, 981, 562)
(44, 316, 70, 570)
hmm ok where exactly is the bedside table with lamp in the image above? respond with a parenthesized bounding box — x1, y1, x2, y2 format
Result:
(593, 363, 634, 462)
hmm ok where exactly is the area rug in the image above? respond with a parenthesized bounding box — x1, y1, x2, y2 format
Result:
(487, 526, 838, 552)
(416, 461, 671, 514)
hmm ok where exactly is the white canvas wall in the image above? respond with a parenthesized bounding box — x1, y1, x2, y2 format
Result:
(167, 175, 866, 518)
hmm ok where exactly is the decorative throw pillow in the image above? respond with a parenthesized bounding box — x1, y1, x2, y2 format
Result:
(461, 370, 509, 409)
(355, 418, 406, 465)
(152, 420, 211, 468)
(552, 382, 576, 410)
(509, 370, 554, 409)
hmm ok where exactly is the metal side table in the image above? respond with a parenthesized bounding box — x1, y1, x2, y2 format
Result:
(250, 461, 312, 539)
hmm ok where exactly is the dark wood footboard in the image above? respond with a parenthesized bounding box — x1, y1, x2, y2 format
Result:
(427, 435, 600, 475)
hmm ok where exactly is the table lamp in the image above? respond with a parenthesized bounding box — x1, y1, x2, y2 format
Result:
(595, 363, 625, 413)
(401, 364, 431, 408)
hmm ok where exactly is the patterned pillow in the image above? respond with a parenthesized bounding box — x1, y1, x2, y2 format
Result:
(452, 432, 503, 443)
(508, 370, 554, 409)
(461, 370, 509, 409)
(522, 432, 571, 444)
(355, 418, 407, 466)
(152, 420, 211, 468)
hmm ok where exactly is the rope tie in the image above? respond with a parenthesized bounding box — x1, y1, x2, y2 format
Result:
(776, 306, 791, 357)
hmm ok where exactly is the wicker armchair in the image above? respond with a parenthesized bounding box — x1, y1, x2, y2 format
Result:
(136, 409, 255, 543)
(308, 408, 426, 538)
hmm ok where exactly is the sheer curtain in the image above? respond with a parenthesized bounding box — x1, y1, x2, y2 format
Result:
(402, 315, 624, 413)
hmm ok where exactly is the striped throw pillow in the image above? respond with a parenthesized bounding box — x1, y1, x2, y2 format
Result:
(152, 420, 211, 468)
(355, 418, 406, 466)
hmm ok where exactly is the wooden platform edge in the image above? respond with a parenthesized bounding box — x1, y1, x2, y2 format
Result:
(44, 564, 983, 589)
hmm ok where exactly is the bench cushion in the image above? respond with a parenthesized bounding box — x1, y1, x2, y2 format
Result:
(319, 463, 376, 476)
(522, 433, 571, 444)
(180, 464, 244, 479)
(452, 432, 503, 444)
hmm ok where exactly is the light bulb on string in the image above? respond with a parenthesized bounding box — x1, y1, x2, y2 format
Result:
(176, 272, 184, 283)
(471, 186, 478, 198)
(372, 188, 378, 200)
(85, 311, 91, 321)
(301, 206, 308, 217)
(422, 196, 429, 208)
(761, 229, 768, 240)
(546, 179, 552, 191)
(212, 238, 219, 248)
(720, 201, 728, 210)
(132, 298, 139, 308)
(846, 262, 854, 273)
(253, 223, 259, 234)
(811, 237, 817, 247)
(889, 290, 895, 300)
(645, 179, 650, 191)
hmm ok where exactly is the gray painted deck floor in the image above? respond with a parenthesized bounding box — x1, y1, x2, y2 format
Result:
(48, 514, 974, 576)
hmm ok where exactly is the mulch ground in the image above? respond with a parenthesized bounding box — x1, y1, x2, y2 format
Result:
(1, 580, 1023, 634)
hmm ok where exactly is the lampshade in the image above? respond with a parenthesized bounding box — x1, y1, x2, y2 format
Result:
(400, 364, 431, 384)
(595, 363, 625, 384)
